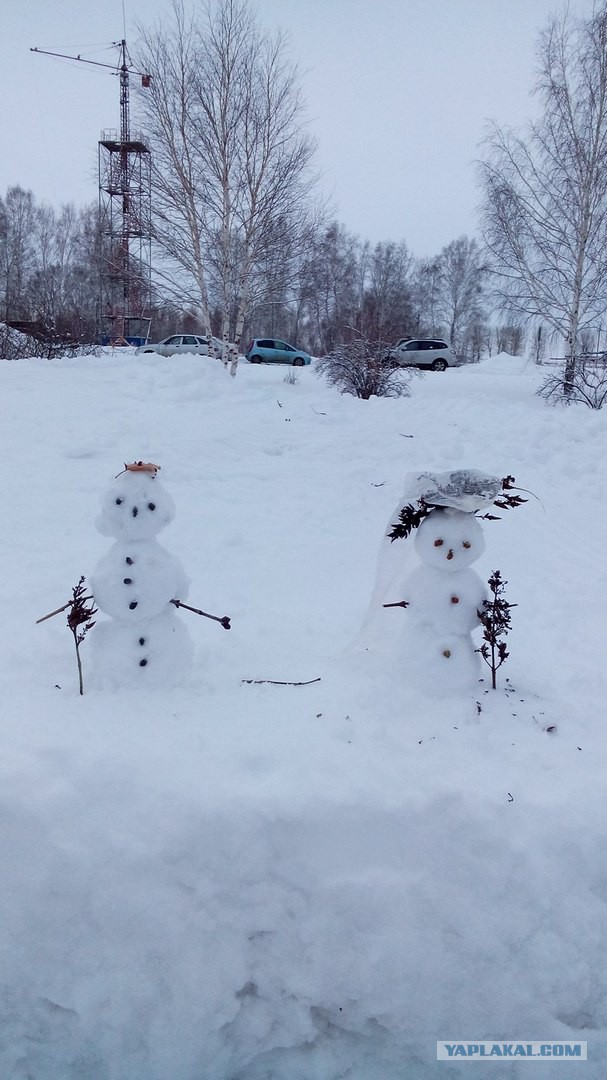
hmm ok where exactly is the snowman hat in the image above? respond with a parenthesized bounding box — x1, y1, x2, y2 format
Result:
(388, 469, 527, 542)
(115, 460, 161, 478)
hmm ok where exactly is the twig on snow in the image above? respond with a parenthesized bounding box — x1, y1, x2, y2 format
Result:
(241, 677, 321, 686)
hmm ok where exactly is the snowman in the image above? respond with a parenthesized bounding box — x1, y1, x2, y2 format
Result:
(398, 506, 488, 694)
(363, 469, 515, 696)
(90, 461, 194, 689)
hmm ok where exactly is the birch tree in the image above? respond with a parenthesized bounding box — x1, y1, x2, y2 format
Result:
(137, 0, 317, 375)
(479, 4, 607, 391)
(227, 25, 316, 373)
(136, 5, 213, 335)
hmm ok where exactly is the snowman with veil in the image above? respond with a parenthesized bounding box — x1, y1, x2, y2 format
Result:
(359, 469, 525, 697)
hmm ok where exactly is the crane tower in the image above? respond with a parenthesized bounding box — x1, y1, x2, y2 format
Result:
(31, 39, 152, 346)
(98, 40, 152, 345)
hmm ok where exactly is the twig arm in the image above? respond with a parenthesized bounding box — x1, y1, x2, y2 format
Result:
(171, 599, 231, 629)
(36, 598, 94, 624)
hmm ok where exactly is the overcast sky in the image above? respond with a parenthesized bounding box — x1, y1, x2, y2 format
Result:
(1, 0, 598, 257)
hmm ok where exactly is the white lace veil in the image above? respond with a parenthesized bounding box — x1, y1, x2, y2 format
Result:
(352, 469, 503, 660)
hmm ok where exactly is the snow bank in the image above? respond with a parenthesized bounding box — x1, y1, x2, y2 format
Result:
(1, 353, 606, 1077)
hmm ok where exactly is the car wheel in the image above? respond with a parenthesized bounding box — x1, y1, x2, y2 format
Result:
(142, 348, 156, 354)
(432, 359, 448, 371)
(250, 354, 262, 364)
(293, 357, 305, 367)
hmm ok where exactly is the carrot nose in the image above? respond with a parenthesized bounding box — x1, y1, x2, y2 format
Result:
(446, 549, 454, 560)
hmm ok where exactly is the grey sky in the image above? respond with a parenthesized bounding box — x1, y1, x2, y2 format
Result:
(2, 0, 597, 257)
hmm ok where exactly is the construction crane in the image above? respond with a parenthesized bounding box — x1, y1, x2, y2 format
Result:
(31, 40, 153, 346)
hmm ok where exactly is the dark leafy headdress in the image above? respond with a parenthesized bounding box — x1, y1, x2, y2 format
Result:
(388, 471, 527, 542)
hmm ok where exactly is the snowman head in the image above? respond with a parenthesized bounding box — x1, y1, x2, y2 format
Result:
(96, 470, 176, 540)
(414, 508, 485, 571)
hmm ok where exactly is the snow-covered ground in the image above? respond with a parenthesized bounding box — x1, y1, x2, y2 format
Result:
(1, 350, 606, 1079)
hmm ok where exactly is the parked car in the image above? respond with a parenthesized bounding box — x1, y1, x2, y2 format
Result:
(386, 338, 461, 371)
(246, 338, 312, 366)
(134, 334, 214, 357)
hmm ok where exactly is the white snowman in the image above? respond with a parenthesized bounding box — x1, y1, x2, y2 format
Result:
(90, 461, 194, 689)
(400, 507, 488, 694)
(362, 469, 510, 696)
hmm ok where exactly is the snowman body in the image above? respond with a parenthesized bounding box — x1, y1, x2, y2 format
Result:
(92, 540, 188, 622)
(90, 469, 193, 688)
(402, 508, 487, 695)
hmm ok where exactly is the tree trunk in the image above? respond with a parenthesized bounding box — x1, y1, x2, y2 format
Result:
(230, 259, 250, 377)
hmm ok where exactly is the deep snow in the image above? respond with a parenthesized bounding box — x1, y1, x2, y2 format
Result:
(1, 350, 606, 1079)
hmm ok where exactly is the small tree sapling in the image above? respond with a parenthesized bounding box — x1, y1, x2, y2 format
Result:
(477, 570, 516, 689)
(66, 577, 97, 695)
(36, 577, 97, 694)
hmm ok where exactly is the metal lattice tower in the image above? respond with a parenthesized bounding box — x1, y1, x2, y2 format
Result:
(31, 39, 152, 345)
(98, 40, 152, 345)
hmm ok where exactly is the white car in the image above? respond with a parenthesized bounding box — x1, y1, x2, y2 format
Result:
(387, 338, 461, 371)
(211, 336, 239, 359)
(134, 334, 214, 357)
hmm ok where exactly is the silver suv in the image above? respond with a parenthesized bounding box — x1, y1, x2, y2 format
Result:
(387, 338, 460, 371)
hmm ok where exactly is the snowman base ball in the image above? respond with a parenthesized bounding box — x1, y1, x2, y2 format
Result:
(91, 609, 194, 690)
(404, 625, 481, 698)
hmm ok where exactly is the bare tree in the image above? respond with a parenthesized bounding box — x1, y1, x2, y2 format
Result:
(137, 0, 318, 375)
(136, 4, 214, 335)
(30, 204, 83, 333)
(0, 187, 37, 321)
(495, 322, 526, 355)
(361, 241, 413, 342)
(408, 239, 486, 357)
(0, 189, 101, 347)
(479, 5, 607, 392)
(435, 236, 486, 358)
(410, 257, 441, 336)
(288, 222, 362, 353)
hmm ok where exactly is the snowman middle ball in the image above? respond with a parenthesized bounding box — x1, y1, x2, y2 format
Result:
(91, 539, 189, 621)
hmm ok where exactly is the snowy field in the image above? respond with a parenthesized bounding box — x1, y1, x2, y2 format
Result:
(1, 350, 606, 1079)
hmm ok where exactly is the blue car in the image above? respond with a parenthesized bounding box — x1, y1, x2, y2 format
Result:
(246, 337, 312, 366)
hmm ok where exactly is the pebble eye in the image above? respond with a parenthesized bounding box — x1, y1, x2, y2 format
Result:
(115, 498, 123, 505)
(463, 540, 471, 549)
(148, 502, 156, 511)
(433, 538, 444, 547)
